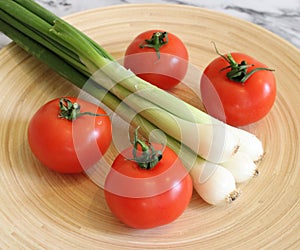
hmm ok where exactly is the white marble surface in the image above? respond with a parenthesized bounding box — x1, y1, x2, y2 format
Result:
(1, 0, 300, 50)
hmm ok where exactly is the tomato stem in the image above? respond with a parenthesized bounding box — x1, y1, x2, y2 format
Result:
(212, 42, 274, 83)
(58, 98, 107, 121)
(128, 127, 163, 169)
(139, 31, 168, 59)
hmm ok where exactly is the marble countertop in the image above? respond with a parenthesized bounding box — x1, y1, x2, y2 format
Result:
(1, 0, 300, 50)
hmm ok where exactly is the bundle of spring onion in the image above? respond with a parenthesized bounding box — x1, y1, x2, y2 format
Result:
(0, 0, 264, 205)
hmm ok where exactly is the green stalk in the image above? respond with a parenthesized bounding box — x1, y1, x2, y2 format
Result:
(12, 0, 58, 24)
(49, 19, 108, 73)
(0, 10, 89, 76)
(0, 1, 109, 76)
(0, 19, 88, 88)
(11, 0, 114, 60)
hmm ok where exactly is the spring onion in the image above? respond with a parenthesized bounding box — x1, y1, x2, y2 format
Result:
(0, 0, 264, 204)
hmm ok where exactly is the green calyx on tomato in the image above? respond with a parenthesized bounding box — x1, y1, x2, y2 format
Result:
(104, 127, 192, 229)
(124, 29, 188, 90)
(212, 42, 274, 83)
(58, 98, 107, 121)
(139, 31, 168, 59)
(201, 45, 276, 126)
(128, 127, 163, 170)
(28, 97, 112, 174)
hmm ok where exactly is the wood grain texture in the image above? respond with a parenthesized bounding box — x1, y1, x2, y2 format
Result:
(0, 4, 299, 249)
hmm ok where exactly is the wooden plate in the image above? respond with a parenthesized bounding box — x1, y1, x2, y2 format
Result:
(0, 4, 299, 249)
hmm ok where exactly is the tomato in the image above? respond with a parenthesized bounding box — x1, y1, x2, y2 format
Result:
(104, 136, 193, 229)
(124, 30, 189, 90)
(28, 97, 112, 174)
(200, 52, 276, 126)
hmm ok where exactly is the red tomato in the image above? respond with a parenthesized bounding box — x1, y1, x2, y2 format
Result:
(200, 52, 276, 126)
(104, 143, 193, 229)
(28, 97, 112, 174)
(124, 30, 189, 90)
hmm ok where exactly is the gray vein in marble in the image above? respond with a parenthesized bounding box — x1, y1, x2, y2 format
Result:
(225, 6, 300, 48)
(37, 0, 72, 12)
(163, 0, 198, 7)
(38, 0, 71, 8)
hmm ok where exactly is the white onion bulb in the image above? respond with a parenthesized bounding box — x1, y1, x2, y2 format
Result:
(231, 128, 264, 162)
(190, 161, 239, 205)
(222, 152, 258, 183)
